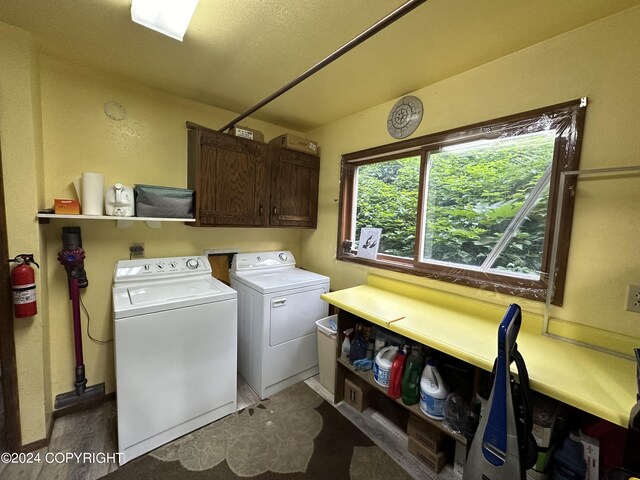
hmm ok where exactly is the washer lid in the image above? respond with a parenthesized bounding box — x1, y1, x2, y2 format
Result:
(231, 267, 329, 294)
(113, 277, 236, 318)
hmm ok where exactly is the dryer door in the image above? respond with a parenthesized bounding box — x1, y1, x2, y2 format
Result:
(269, 286, 326, 346)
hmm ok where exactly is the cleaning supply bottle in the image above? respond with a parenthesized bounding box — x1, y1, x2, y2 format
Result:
(341, 328, 353, 361)
(374, 345, 397, 388)
(402, 345, 424, 405)
(387, 346, 407, 399)
(551, 432, 586, 480)
(374, 330, 386, 357)
(349, 325, 368, 364)
(366, 334, 375, 360)
(419, 358, 449, 420)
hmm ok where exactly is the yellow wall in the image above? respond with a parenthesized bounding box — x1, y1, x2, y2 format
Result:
(301, 6, 640, 345)
(3, 5, 640, 448)
(0, 22, 49, 444)
(37, 56, 305, 401)
(3, 26, 307, 444)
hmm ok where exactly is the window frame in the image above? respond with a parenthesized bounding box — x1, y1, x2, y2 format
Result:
(337, 99, 587, 304)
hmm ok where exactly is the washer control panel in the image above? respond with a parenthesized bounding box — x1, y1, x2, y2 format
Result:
(231, 251, 296, 272)
(114, 256, 210, 282)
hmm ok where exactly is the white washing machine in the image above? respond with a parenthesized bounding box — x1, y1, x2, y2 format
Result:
(230, 251, 329, 400)
(112, 255, 237, 465)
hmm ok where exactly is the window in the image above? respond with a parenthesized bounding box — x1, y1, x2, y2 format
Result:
(338, 99, 587, 304)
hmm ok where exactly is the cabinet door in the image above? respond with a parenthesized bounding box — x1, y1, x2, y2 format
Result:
(191, 126, 268, 226)
(270, 147, 319, 228)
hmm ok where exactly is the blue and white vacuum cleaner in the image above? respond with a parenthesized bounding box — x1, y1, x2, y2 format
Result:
(463, 304, 537, 480)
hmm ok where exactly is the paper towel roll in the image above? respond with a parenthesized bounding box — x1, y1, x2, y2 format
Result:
(81, 172, 104, 215)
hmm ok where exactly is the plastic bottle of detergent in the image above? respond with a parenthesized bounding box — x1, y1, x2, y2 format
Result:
(550, 432, 586, 480)
(419, 358, 449, 420)
(349, 325, 369, 364)
(341, 328, 353, 361)
(401, 345, 424, 405)
(374, 345, 397, 388)
(387, 346, 407, 399)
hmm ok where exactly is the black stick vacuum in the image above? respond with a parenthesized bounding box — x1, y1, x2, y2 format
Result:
(54, 227, 105, 410)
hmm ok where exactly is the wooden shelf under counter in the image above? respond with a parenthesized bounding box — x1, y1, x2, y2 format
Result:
(336, 356, 467, 445)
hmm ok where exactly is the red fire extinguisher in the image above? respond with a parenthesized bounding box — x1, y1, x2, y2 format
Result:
(9, 254, 39, 318)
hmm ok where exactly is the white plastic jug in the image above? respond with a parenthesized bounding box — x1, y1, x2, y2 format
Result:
(419, 359, 449, 420)
(374, 345, 397, 388)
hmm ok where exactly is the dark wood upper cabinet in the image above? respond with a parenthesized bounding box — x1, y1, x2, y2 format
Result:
(187, 122, 319, 228)
(188, 122, 269, 226)
(270, 147, 319, 228)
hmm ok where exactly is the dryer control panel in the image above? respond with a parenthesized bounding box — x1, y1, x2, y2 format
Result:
(231, 251, 296, 272)
(114, 256, 211, 283)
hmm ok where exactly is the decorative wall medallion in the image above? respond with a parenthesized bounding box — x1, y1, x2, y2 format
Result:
(387, 95, 423, 139)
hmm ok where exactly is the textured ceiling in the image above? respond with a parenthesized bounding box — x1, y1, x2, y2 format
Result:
(1, 0, 639, 131)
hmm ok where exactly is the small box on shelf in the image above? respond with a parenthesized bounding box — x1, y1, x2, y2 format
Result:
(453, 441, 465, 478)
(54, 199, 80, 215)
(526, 468, 549, 480)
(407, 437, 448, 473)
(344, 377, 374, 412)
(407, 413, 446, 452)
(228, 125, 264, 142)
(270, 133, 319, 156)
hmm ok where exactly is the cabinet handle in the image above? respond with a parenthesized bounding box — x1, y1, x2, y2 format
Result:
(259, 204, 263, 215)
(273, 206, 277, 215)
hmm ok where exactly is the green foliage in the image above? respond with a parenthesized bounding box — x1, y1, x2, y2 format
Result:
(355, 157, 419, 257)
(354, 132, 555, 276)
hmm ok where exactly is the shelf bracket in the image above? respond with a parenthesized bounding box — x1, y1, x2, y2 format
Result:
(116, 219, 133, 229)
(115, 219, 161, 228)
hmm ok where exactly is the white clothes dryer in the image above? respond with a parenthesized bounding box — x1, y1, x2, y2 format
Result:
(112, 256, 237, 465)
(230, 251, 329, 399)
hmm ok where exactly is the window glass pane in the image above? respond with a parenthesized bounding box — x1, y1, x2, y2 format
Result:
(355, 157, 420, 258)
(488, 185, 549, 278)
(421, 131, 555, 275)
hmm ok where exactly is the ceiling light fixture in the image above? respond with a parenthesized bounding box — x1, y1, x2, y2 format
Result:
(131, 0, 198, 41)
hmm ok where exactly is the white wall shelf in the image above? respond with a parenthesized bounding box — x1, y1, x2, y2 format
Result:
(36, 213, 195, 229)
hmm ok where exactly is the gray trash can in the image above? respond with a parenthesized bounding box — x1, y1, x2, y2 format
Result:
(315, 315, 338, 394)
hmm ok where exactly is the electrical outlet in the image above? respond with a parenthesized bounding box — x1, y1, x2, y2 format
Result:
(129, 243, 145, 259)
(626, 284, 640, 314)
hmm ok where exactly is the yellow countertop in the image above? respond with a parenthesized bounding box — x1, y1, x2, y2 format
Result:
(322, 275, 638, 427)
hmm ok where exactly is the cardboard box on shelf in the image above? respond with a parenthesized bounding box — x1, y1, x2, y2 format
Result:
(228, 125, 264, 142)
(270, 133, 319, 156)
(526, 469, 549, 480)
(54, 199, 80, 215)
(407, 413, 446, 453)
(532, 443, 555, 473)
(580, 433, 599, 480)
(408, 437, 448, 473)
(532, 420, 555, 449)
(532, 396, 559, 448)
(453, 441, 465, 478)
(344, 377, 373, 412)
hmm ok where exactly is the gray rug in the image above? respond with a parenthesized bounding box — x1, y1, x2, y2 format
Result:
(103, 382, 413, 479)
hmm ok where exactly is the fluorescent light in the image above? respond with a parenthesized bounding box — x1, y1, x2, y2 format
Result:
(131, 0, 198, 41)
